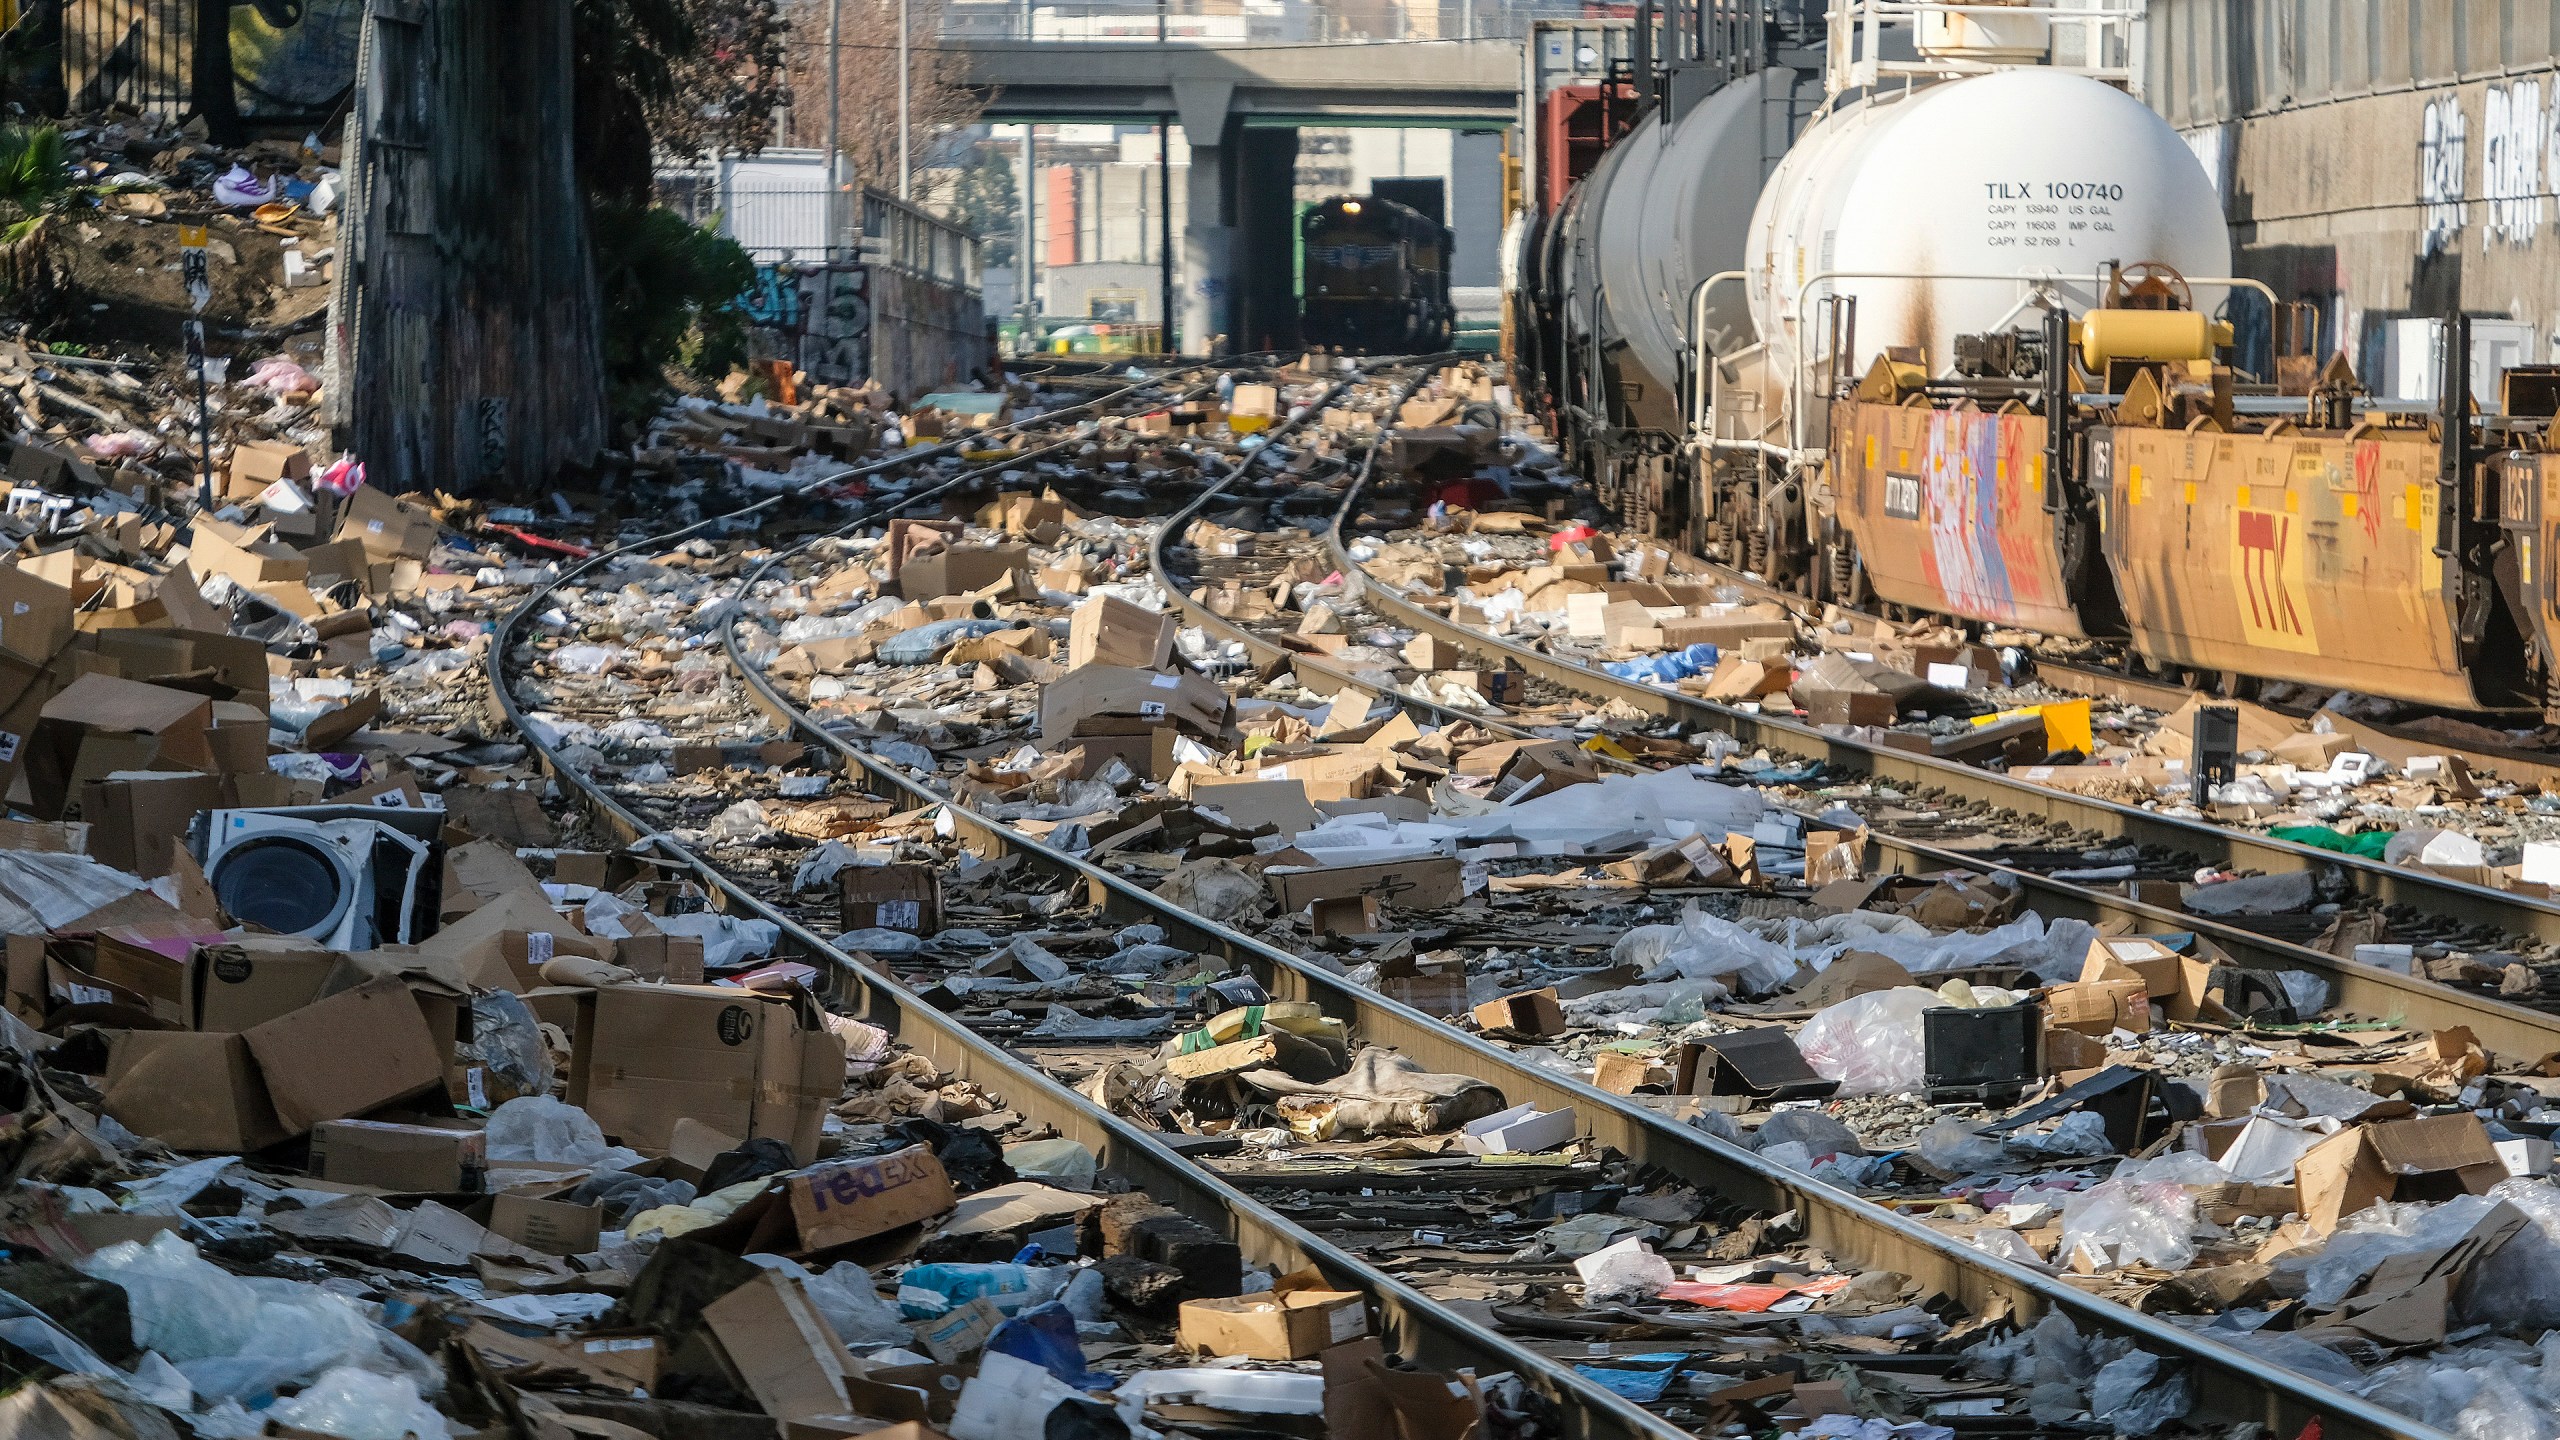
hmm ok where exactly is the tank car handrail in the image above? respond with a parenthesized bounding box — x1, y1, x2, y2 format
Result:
(1684, 268, 1749, 435)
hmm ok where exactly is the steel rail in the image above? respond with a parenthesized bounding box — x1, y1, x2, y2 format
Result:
(485, 362, 1703, 1440)
(706, 370, 2450, 1440)
(1307, 486, 2560, 955)
(682, 358, 1705, 1440)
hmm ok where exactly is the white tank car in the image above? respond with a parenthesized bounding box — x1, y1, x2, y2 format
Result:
(1743, 68, 2232, 388)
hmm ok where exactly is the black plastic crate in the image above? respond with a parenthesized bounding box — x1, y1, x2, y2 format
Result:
(1922, 1001, 2040, 1105)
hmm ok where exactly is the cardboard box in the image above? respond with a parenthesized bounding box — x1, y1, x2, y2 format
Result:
(1067, 593, 1176, 671)
(1038, 664, 1229, 742)
(229, 438, 311, 494)
(334, 485, 438, 561)
(490, 1192, 604, 1255)
(78, 771, 221, 878)
(582, 984, 845, 1158)
(612, 933, 705, 984)
(690, 1144, 957, 1258)
(82, 920, 226, 1026)
(24, 673, 215, 820)
(1459, 1102, 1577, 1155)
(705, 1271, 854, 1422)
(243, 977, 447, 1135)
(896, 543, 1030, 601)
(309, 1118, 486, 1192)
(0, 565, 76, 667)
(1186, 777, 1318, 837)
(839, 863, 942, 936)
(103, 1029, 289, 1153)
(2044, 976, 2150, 1035)
(1265, 856, 1463, 914)
(2296, 1114, 2507, 1233)
(1471, 987, 1565, 1037)
(1795, 688, 1897, 727)
(1178, 1273, 1369, 1360)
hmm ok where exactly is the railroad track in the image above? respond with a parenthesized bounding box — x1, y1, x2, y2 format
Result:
(479, 355, 2489, 1440)
(1132, 372, 2560, 1440)
(1321, 474, 2560, 986)
(1108, 378, 2463, 1440)
(487, 357, 1726, 1440)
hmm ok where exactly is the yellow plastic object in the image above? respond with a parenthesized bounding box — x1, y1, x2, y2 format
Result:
(1581, 734, 1636, 761)
(1226, 413, 1272, 436)
(1971, 697, 2094, 755)
(2077, 310, 2233, 371)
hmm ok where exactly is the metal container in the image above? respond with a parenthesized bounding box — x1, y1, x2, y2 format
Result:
(1742, 69, 2233, 389)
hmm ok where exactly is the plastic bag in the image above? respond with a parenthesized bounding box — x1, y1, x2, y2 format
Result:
(1610, 903, 1801, 996)
(1575, 1236, 1672, 1303)
(2004, 1110, 2111, 1159)
(651, 910, 780, 968)
(77, 1233, 394, 1400)
(1006, 1138, 1098, 1187)
(1754, 1109, 1863, 1158)
(2460, 1179, 2560, 1331)
(2058, 1178, 2199, 1272)
(949, 1351, 1100, 1440)
(1915, 1117, 2006, 1174)
(484, 1096, 644, 1171)
(268, 1366, 453, 1440)
(2088, 1351, 2187, 1435)
(773, 1260, 911, 1346)
(1794, 987, 1940, 1096)
(1602, 642, 1718, 686)
(897, 1262, 1068, 1319)
(984, 1301, 1113, 1389)
(573, 1170, 696, 1227)
(880, 617, 1015, 665)
(457, 991, 553, 1106)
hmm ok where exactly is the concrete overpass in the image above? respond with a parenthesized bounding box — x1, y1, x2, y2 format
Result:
(953, 38, 1524, 351)
(957, 38, 1524, 126)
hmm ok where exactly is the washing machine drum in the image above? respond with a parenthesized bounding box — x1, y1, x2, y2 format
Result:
(211, 833, 359, 939)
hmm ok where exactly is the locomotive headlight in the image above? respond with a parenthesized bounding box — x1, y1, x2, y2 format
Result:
(1341, 201, 1362, 215)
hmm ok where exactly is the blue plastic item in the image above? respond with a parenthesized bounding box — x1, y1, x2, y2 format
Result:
(877, 617, 1014, 665)
(896, 1261, 1051, 1319)
(984, 1301, 1114, 1390)
(1572, 1353, 1688, 1402)
(1602, 642, 1718, 686)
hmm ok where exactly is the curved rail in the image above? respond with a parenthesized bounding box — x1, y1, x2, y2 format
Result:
(493, 360, 1708, 1440)
(710, 373, 2452, 1440)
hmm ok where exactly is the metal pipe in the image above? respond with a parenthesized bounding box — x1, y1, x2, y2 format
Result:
(1159, 119, 1175, 353)
(1783, 268, 2284, 456)
(898, 0, 912, 200)
(824, 0, 843, 251)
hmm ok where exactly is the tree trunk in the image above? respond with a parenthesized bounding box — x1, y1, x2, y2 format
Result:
(334, 0, 605, 497)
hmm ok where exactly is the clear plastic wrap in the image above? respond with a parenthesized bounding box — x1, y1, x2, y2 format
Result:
(2089, 1351, 2189, 1436)
(457, 991, 553, 1105)
(2058, 1178, 2200, 1272)
(1794, 987, 1941, 1096)
(484, 1095, 642, 1170)
(76, 1233, 396, 1400)
(268, 1367, 453, 1440)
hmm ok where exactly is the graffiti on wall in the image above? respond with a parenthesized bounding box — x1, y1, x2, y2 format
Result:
(2482, 79, 2546, 247)
(739, 261, 981, 401)
(2419, 94, 2469, 257)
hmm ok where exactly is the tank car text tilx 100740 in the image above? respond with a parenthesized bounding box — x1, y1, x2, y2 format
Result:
(1517, 0, 2560, 718)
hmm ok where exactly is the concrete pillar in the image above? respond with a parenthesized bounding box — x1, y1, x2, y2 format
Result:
(1174, 79, 1238, 355)
(1182, 142, 1233, 354)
